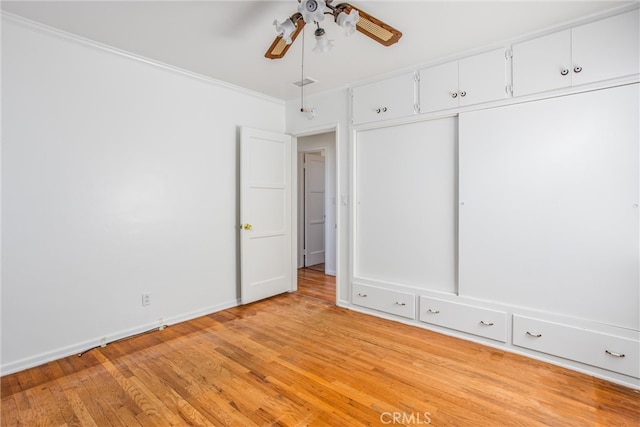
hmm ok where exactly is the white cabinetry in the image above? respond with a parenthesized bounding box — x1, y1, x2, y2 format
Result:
(351, 72, 416, 125)
(513, 315, 640, 378)
(419, 48, 508, 114)
(419, 297, 507, 342)
(513, 10, 639, 97)
(352, 283, 415, 319)
(354, 118, 457, 293)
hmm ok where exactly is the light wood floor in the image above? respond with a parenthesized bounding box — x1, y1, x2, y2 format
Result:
(2, 270, 639, 426)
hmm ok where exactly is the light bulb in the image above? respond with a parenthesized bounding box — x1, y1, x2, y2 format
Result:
(273, 18, 296, 44)
(312, 27, 334, 53)
(336, 9, 359, 36)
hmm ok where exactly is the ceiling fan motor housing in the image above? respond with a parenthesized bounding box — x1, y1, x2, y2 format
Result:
(298, 0, 326, 23)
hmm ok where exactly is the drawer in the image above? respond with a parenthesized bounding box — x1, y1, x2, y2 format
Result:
(419, 297, 507, 342)
(352, 283, 415, 319)
(513, 315, 640, 378)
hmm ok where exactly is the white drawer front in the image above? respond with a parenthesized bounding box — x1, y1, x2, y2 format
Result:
(419, 297, 507, 342)
(352, 283, 415, 319)
(513, 315, 640, 378)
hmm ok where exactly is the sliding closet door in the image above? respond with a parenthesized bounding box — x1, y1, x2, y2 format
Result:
(458, 84, 639, 329)
(354, 118, 457, 292)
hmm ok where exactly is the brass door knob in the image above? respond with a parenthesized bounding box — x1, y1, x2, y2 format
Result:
(242, 224, 253, 231)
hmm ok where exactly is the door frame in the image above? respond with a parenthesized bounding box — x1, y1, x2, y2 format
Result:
(291, 124, 340, 304)
(299, 148, 328, 270)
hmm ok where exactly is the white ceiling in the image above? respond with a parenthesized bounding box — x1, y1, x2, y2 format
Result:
(2, 1, 634, 100)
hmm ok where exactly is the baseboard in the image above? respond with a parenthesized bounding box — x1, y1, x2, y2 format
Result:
(0, 299, 240, 376)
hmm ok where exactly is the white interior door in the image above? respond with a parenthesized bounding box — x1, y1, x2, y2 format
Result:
(304, 153, 325, 266)
(240, 127, 293, 304)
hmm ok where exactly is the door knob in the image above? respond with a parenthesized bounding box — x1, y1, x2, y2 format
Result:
(242, 224, 253, 231)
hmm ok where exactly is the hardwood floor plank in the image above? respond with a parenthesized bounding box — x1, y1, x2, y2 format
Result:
(2, 270, 639, 426)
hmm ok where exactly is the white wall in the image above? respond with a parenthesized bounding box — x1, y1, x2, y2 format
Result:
(1, 15, 285, 374)
(286, 89, 350, 304)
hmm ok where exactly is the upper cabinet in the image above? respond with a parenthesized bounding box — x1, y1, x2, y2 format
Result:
(351, 72, 417, 125)
(513, 10, 639, 97)
(419, 48, 509, 114)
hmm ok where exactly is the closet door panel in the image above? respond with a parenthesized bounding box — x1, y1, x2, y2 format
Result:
(571, 10, 640, 86)
(355, 118, 457, 292)
(512, 30, 571, 97)
(458, 84, 639, 329)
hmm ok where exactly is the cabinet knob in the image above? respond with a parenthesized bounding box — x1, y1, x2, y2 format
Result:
(382, 107, 388, 112)
(376, 108, 381, 113)
(460, 91, 467, 97)
(451, 92, 458, 99)
(560, 69, 569, 76)
(573, 66, 582, 73)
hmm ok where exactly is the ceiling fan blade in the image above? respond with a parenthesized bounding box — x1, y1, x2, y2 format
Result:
(336, 3, 402, 46)
(265, 14, 305, 60)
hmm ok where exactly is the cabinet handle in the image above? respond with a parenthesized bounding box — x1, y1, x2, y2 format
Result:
(382, 107, 388, 112)
(526, 331, 542, 338)
(560, 69, 569, 76)
(357, 293, 367, 297)
(451, 92, 458, 99)
(460, 91, 467, 97)
(573, 66, 582, 73)
(427, 309, 440, 314)
(375, 108, 381, 113)
(605, 350, 625, 358)
(395, 302, 406, 306)
(479, 320, 494, 326)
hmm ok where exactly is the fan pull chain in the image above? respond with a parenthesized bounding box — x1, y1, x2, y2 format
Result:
(300, 24, 305, 113)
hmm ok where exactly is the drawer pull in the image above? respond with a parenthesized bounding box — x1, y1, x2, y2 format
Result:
(605, 350, 626, 358)
(479, 321, 494, 326)
(526, 331, 542, 338)
(427, 309, 440, 314)
(395, 302, 406, 306)
(357, 293, 367, 297)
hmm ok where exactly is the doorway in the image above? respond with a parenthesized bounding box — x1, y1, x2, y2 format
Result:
(297, 132, 336, 277)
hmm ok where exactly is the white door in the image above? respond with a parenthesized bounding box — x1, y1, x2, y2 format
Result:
(458, 48, 508, 107)
(571, 10, 640, 87)
(304, 153, 325, 267)
(240, 127, 293, 304)
(512, 30, 572, 97)
(419, 61, 459, 114)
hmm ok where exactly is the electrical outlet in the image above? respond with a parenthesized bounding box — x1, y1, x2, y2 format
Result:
(142, 292, 151, 306)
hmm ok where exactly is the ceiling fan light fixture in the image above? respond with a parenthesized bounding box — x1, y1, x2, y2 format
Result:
(298, 0, 326, 24)
(336, 9, 359, 36)
(312, 27, 334, 53)
(273, 17, 297, 44)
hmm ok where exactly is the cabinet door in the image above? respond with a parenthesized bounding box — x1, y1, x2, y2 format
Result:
(355, 118, 457, 293)
(419, 61, 459, 113)
(459, 48, 508, 107)
(572, 10, 640, 86)
(512, 29, 571, 97)
(351, 73, 416, 125)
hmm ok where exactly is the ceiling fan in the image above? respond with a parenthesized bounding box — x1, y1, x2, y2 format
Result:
(265, 0, 402, 59)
